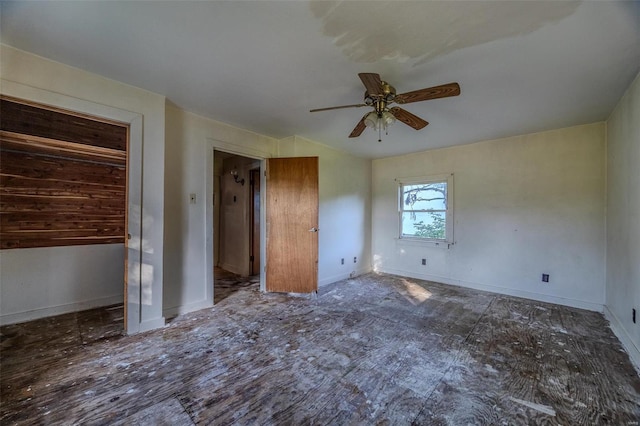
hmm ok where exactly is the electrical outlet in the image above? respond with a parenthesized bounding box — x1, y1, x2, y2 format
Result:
(353, 257, 357, 263)
(341, 258, 344, 265)
(421, 258, 426, 266)
(542, 274, 549, 283)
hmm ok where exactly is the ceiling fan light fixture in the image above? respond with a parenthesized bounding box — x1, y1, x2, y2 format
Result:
(364, 111, 379, 129)
(364, 110, 396, 130)
(381, 110, 396, 127)
(364, 110, 396, 143)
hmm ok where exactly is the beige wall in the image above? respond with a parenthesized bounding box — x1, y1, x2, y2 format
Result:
(606, 72, 640, 368)
(219, 155, 260, 276)
(163, 103, 277, 317)
(372, 123, 606, 310)
(163, 109, 373, 316)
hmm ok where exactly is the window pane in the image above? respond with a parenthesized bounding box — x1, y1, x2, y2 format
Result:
(401, 211, 446, 239)
(401, 182, 447, 210)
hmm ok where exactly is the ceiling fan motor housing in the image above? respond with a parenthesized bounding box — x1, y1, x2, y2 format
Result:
(364, 82, 396, 108)
(381, 81, 396, 101)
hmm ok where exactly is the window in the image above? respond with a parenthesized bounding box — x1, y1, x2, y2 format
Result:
(398, 174, 453, 243)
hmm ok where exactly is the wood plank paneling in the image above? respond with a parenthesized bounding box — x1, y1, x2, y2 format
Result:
(1, 175, 125, 194)
(0, 196, 125, 213)
(3, 227, 125, 239)
(1, 151, 126, 185)
(1, 236, 125, 250)
(0, 98, 128, 249)
(1, 98, 127, 151)
(0, 219, 124, 232)
(1, 131, 126, 164)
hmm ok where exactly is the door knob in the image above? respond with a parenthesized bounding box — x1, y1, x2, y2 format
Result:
(309, 227, 319, 232)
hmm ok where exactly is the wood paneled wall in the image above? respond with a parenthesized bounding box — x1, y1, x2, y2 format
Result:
(0, 97, 128, 249)
(1, 99, 127, 151)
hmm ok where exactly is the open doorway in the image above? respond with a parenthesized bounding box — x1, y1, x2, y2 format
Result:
(213, 150, 261, 303)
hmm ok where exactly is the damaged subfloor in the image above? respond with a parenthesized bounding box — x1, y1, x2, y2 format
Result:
(213, 267, 260, 304)
(1, 273, 639, 424)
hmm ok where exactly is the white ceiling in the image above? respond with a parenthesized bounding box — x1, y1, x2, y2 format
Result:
(1, 1, 639, 159)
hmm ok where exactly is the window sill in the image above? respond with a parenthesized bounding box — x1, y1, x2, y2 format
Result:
(395, 238, 454, 248)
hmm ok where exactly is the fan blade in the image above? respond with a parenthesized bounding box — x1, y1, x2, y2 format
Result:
(394, 82, 460, 104)
(310, 103, 367, 112)
(390, 107, 429, 130)
(358, 73, 383, 97)
(349, 114, 368, 138)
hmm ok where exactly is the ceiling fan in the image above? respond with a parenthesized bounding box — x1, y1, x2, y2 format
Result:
(310, 73, 460, 142)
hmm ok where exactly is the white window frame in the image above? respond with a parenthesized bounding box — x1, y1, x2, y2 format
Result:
(398, 173, 454, 244)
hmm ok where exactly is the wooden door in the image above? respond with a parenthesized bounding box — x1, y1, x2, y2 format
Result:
(250, 168, 261, 275)
(266, 157, 318, 293)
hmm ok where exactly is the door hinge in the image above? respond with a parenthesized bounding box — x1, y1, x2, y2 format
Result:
(250, 255, 254, 262)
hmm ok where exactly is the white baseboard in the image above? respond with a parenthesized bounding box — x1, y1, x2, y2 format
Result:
(163, 299, 213, 319)
(319, 266, 372, 287)
(377, 268, 604, 312)
(604, 305, 640, 376)
(0, 294, 124, 326)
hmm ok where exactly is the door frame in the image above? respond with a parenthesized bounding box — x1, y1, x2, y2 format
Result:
(249, 168, 261, 276)
(206, 139, 270, 299)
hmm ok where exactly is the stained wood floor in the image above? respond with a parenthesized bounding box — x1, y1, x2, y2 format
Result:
(1, 273, 639, 425)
